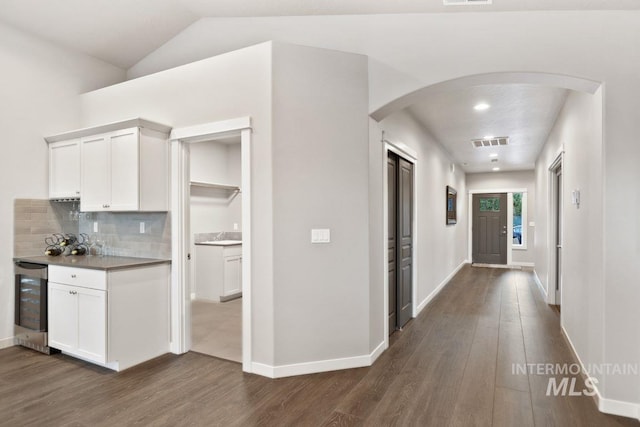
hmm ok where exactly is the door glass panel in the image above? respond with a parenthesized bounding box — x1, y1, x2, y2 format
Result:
(479, 197, 500, 211)
(513, 192, 523, 245)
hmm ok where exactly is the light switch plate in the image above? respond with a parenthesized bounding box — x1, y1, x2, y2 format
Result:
(139, 222, 145, 234)
(311, 228, 331, 243)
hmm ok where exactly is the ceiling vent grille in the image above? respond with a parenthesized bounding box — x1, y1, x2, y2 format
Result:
(444, 0, 492, 5)
(471, 137, 509, 148)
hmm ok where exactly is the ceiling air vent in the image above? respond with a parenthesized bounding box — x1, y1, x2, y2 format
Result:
(471, 137, 509, 148)
(444, 0, 492, 5)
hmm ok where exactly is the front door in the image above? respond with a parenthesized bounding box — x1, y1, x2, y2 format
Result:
(388, 152, 413, 334)
(473, 193, 508, 264)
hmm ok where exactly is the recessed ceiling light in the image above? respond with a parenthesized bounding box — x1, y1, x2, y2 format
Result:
(489, 153, 498, 158)
(492, 167, 500, 171)
(474, 103, 490, 111)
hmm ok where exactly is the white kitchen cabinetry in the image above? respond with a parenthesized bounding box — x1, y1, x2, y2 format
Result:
(81, 127, 168, 212)
(195, 244, 242, 302)
(48, 263, 170, 371)
(45, 118, 171, 212)
(48, 282, 106, 363)
(48, 139, 80, 199)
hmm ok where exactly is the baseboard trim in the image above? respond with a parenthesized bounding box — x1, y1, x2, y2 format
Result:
(532, 269, 547, 300)
(511, 261, 535, 267)
(369, 340, 386, 364)
(250, 341, 387, 379)
(472, 263, 518, 269)
(0, 337, 14, 350)
(561, 326, 640, 421)
(416, 260, 468, 315)
(599, 397, 640, 420)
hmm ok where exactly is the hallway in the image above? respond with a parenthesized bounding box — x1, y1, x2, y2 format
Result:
(1, 266, 636, 426)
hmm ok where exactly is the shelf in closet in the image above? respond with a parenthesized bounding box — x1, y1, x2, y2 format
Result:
(190, 181, 241, 194)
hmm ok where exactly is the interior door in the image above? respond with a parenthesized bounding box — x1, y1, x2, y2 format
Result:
(473, 193, 508, 264)
(555, 166, 563, 306)
(396, 157, 413, 328)
(388, 152, 414, 334)
(387, 155, 397, 334)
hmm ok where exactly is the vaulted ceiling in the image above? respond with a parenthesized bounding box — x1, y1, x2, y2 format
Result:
(1, 1, 621, 173)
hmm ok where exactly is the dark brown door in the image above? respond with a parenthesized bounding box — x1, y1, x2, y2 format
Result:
(388, 152, 414, 334)
(387, 155, 397, 333)
(473, 193, 507, 264)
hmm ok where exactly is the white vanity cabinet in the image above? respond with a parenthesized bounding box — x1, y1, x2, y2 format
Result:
(47, 263, 170, 371)
(45, 118, 171, 212)
(48, 138, 81, 199)
(195, 243, 242, 302)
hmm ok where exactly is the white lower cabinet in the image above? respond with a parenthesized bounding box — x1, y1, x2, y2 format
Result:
(195, 244, 242, 302)
(49, 283, 106, 363)
(48, 263, 170, 371)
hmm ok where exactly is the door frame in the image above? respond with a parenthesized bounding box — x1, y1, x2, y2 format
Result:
(468, 188, 527, 266)
(169, 117, 253, 373)
(548, 151, 564, 306)
(382, 135, 418, 348)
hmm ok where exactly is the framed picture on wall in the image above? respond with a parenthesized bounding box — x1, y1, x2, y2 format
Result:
(446, 185, 457, 225)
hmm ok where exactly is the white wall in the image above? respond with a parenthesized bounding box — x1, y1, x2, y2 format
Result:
(124, 11, 640, 407)
(190, 141, 242, 234)
(271, 43, 371, 366)
(0, 22, 124, 348)
(80, 42, 276, 366)
(535, 89, 607, 398)
(466, 171, 535, 265)
(373, 110, 467, 335)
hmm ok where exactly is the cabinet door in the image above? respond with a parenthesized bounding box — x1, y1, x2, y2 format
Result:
(81, 134, 110, 211)
(109, 129, 139, 211)
(49, 139, 80, 199)
(48, 282, 78, 352)
(223, 256, 242, 296)
(76, 287, 107, 363)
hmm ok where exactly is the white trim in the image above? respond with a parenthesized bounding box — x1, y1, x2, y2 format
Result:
(511, 261, 535, 267)
(170, 117, 253, 374)
(468, 188, 528, 194)
(169, 117, 251, 142)
(533, 269, 547, 299)
(548, 151, 564, 305)
(250, 343, 387, 379)
(0, 337, 14, 349)
(561, 326, 640, 420)
(416, 260, 468, 314)
(369, 340, 386, 364)
(599, 398, 640, 421)
(382, 137, 419, 350)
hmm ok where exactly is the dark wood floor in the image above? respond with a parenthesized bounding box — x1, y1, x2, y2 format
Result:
(1, 266, 638, 426)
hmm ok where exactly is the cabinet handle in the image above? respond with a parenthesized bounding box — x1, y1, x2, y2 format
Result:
(71, 274, 77, 278)
(69, 290, 77, 295)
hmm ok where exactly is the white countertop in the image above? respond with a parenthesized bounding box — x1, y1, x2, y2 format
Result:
(195, 240, 242, 246)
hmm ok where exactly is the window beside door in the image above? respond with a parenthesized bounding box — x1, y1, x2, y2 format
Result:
(512, 192, 527, 249)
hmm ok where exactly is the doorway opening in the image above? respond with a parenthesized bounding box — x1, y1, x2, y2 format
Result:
(385, 145, 416, 338)
(549, 154, 563, 308)
(169, 117, 252, 372)
(472, 193, 508, 265)
(188, 136, 242, 362)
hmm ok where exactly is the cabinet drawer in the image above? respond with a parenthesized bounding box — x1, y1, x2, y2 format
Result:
(223, 246, 242, 257)
(48, 266, 107, 290)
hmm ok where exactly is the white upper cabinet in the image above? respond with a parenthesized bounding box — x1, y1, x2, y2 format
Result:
(48, 139, 80, 199)
(46, 119, 171, 212)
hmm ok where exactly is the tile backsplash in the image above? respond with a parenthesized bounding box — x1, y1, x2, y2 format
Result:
(78, 211, 171, 259)
(14, 199, 171, 259)
(14, 199, 78, 257)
